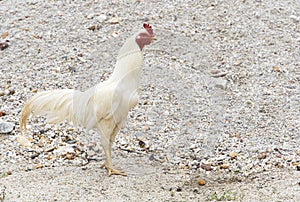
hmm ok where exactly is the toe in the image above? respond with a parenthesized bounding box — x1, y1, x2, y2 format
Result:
(108, 167, 127, 176)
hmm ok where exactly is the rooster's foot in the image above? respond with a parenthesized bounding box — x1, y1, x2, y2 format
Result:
(101, 162, 127, 176)
(107, 167, 127, 176)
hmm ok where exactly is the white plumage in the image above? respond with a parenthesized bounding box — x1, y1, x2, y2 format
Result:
(20, 24, 155, 176)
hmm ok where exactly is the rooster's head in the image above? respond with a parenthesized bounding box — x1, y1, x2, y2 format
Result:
(136, 23, 155, 50)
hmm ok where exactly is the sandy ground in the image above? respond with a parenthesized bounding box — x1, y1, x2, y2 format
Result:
(1, 0, 300, 201)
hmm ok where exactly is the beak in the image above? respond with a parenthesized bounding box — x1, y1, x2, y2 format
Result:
(151, 36, 157, 41)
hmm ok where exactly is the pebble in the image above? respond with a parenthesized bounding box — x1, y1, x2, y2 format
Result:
(258, 152, 267, 159)
(34, 163, 43, 169)
(201, 164, 213, 171)
(44, 146, 56, 152)
(4, 88, 15, 95)
(96, 14, 107, 23)
(0, 42, 9, 50)
(214, 78, 227, 90)
(220, 163, 230, 169)
(1, 32, 9, 39)
(86, 13, 94, 19)
(107, 17, 122, 24)
(229, 152, 238, 158)
(54, 145, 75, 156)
(0, 121, 15, 134)
(273, 66, 280, 72)
(289, 15, 299, 23)
(198, 179, 206, 186)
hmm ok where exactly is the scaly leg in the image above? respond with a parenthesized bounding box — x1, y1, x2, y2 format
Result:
(100, 140, 127, 176)
(98, 123, 127, 176)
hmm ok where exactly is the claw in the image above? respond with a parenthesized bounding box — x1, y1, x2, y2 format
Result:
(107, 167, 127, 176)
(101, 161, 127, 176)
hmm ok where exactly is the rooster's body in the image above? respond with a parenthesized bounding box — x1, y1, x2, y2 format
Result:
(20, 24, 155, 176)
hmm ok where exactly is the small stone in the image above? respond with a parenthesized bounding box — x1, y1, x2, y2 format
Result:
(229, 152, 238, 158)
(220, 163, 229, 169)
(30, 152, 40, 159)
(290, 15, 300, 23)
(47, 154, 57, 160)
(209, 69, 220, 74)
(112, 31, 118, 38)
(216, 155, 227, 161)
(234, 60, 242, 66)
(38, 141, 44, 147)
(135, 131, 144, 139)
(0, 122, 15, 134)
(4, 88, 15, 95)
(210, 70, 228, 78)
(54, 145, 74, 156)
(273, 66, 280, 72)
(34, 163, 43, 169)
(31, 88, 38, 93)
(178, 163, 188, 169)
(273, 162, 283, 168)
(258, 152, 267, 159)
(198, 179, 206, 186)
(176, 187, 182, 192)
(296, 150, 300, 156)
(171, 56, 177, 61)
(44, 146, 56, 152)
(96, 14, 107, 23)
(0, 42, 9, 50)
(0, 111, 7, 117)
(107, 17, 122, 24)
(201, 164, 213, 171)
(66, 140, 77, 144)
(292, 162, 299, 166)
(138, 140, 146, 148)
(1, 32, 9, 39)
(119, 139, 127, 146)
(86, 13, 94, 19)
(149, 154, 155, 161)
(65, 152, 75, 160)
(88, 25, 96, 31)
(214, 78, 227, 90)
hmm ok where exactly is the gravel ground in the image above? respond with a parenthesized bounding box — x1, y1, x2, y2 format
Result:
(1, 0, 300, 201)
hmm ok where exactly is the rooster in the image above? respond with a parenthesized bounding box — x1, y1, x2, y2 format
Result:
(20, 23, 155, 176)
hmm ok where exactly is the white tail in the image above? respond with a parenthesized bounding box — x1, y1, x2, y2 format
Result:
(20, 89, 81, 134)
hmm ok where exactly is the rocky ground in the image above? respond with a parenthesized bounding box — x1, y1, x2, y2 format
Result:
(0, 0, 299, 201)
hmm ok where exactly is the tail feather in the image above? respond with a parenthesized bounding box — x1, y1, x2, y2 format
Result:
(20, 89, 79, 134)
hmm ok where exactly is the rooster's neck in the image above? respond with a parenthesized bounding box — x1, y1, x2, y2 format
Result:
(110, 51, 143, 89)
(109, 35, 144, 89)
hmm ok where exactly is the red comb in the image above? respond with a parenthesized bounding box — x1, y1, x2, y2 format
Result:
(143, 23, 154, 36)
(143, 23, 152, 29)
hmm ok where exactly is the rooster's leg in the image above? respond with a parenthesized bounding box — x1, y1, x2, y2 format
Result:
(99, 124, 126, 176)
(101, 143, 127, 176)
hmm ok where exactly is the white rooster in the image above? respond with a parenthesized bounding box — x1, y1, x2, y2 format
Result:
(20, 23, 155, 176)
